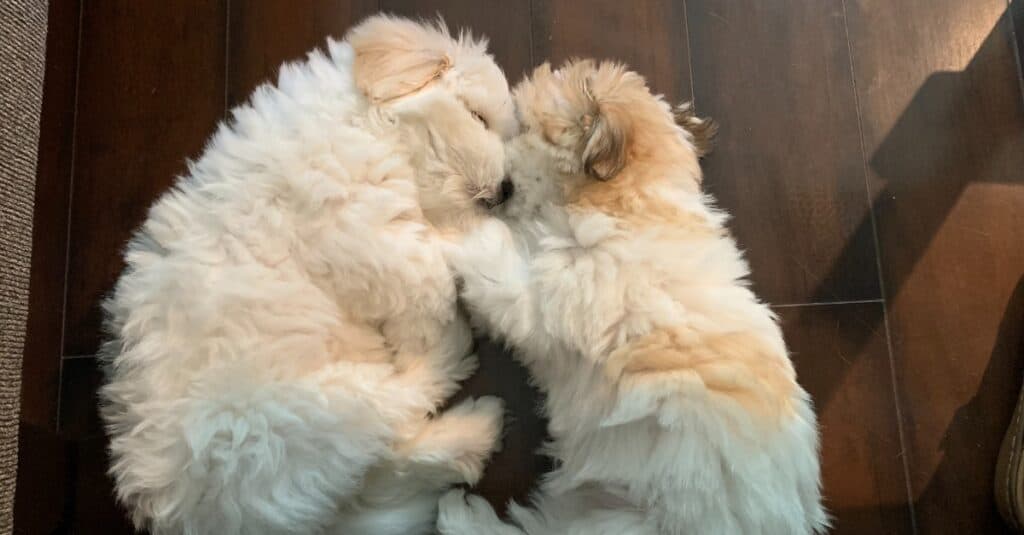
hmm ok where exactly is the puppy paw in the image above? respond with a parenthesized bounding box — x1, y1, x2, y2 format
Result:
(399, 396, 505, 485)
(442, 396, 506, 484)
(437, 489, 473, 534)
(444, 219, 519, 281)
(437, 489, 511, 534)
(459, 396, 506, 453)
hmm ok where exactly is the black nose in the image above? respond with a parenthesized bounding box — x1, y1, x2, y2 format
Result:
(499, 177, 515, 203)
(478, 177, 515, 209)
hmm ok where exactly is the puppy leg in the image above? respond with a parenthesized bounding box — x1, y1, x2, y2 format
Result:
(396, 396, 506, 485)
(335, 398, 505, 535)
(383, 312, 477, 409)
(444, 219, 538, 346)
(334, 216, 475, 409)
(437, 489, 526, 535)
(381, 246, 478, 408)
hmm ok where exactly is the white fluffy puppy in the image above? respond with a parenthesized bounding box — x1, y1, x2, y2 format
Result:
(99, 15, 516, 535)
(438, 60, 827, 535)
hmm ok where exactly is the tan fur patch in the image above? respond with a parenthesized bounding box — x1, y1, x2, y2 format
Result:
(348, 16, 459, 103)
(567, 113, 710, 231)
(517, 60, 710, 230)
(608, 327, 798, 422)
(569, 173, 713, 233)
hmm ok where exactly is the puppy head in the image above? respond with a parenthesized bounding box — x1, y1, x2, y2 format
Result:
(512, 59, 636, 181)
(508, 59, 713, 215)
(347, 15, 517, 229)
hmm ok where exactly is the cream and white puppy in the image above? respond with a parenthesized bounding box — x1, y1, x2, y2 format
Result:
(438, 60, 828, 535)
(100, 16, 516, 535)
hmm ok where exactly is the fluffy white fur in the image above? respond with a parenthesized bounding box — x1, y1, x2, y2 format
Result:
(438, 60, 828, 535)
(99, 15, 516, 535)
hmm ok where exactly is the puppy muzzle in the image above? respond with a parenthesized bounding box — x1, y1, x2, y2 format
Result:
(478, 177, 515, 209)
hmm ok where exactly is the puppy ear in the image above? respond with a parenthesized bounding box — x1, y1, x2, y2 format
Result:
(347, 15, 453, 103)
(581, 102, 629, 181)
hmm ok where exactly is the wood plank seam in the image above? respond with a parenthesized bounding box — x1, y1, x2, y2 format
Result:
(54, 0, 86, 435)
(1004, 0, 1024, 112)
(837, 1, 918, 530)
(682, 0, 696, 110)
(772, 298, 884, 309)
(224, 0, 230, 117)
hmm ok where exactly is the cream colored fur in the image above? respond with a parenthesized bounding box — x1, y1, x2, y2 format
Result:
(438, 60, 828, 535)
(100, 15, 515, 535)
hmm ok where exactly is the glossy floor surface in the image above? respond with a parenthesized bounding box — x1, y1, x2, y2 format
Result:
(15, 1, 1024, 533)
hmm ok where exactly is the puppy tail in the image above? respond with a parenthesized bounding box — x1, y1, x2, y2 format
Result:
(674, 102, 717, 158)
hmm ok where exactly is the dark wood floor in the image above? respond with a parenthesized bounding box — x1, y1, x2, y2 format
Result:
(15, 1, 1024, 533)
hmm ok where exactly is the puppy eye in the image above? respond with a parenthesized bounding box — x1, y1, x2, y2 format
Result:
(471, 111, 488, 128)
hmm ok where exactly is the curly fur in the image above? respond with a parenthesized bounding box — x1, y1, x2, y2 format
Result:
(99, 15, 514, 535)
(439, 59, 828, 535)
